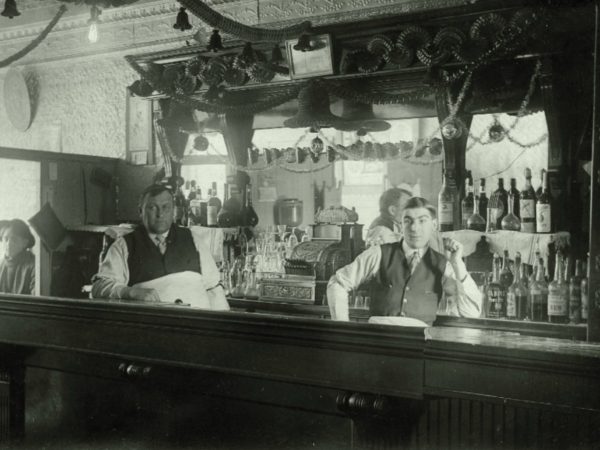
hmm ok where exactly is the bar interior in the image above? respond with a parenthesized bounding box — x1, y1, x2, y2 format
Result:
(0, 0, 598, 448)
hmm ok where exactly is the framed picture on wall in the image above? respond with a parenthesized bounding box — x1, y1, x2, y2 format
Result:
(125, 91, 154, 165)
(285, 34, 334, 80)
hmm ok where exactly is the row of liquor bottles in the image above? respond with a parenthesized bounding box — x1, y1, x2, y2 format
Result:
(483, 250, 588, 324)
(438, 168, 553, 233)
(172, 180, 259, 228)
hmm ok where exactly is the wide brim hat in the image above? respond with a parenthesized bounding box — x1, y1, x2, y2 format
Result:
(335, 99, 391, 133)
(283, 82, 346, 129)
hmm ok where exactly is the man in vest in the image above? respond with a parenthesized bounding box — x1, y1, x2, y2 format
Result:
(327, 197, 481, 325)
(365, 187, 412, 246)
(92, 184, 228, 309)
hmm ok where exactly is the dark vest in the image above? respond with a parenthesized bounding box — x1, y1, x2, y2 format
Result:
(370, 242, 447, 326)
(124, 225, 201, 286)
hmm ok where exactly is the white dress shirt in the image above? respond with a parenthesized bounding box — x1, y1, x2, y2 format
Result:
(327, 241, 482, 322)
(92, 229, 222, 301)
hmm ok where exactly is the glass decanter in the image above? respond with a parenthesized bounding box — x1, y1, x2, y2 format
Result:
(467, 194, 486, 232)
(501, 193, 521, 231)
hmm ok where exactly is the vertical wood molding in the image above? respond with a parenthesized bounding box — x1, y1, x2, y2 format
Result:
(588, 2, 600, 342)
(435, 88, 472, 229)
(540, 57, 564, 170)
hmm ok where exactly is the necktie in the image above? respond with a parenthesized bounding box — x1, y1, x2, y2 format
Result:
(155, 235, 167, 255)
(409, 251, 420, 274)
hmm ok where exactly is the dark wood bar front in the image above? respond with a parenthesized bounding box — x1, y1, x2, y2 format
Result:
(0, 294, 598, 449)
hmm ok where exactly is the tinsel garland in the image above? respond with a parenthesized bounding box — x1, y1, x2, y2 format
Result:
(177, 0, 312, 42)
(466, 60, 544, 150)
(443, 8, 547, 85)
(125, 55, 303, 114)
(0, 5, 67, 69)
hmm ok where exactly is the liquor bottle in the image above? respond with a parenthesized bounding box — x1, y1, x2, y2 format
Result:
(529, 258, 548, 322)
(520, 168, 537, 233)
(461, 171, 474, 229)
(500, 249, 514, 289)
(438, 169, 456, 232)
(501, 194, 521, 231)
(207, 184, 222, 227)
(187, 180, 197, 201)
(478, 178, 488, 228)
(569, 259, 583, 324)
(491, 178, 508, 230)
(536, 169, 552, 233)
(466, 193, 486, 231)
(199, 188, 208, 227)
(217, 184, 240, 227)
(211, 182, 222, 213)
(240, 183, 259, 227)
(528, 250, 541, 288)
(548, 252, 568, 323)
(581, 258, 589, 322)
(536, 169, 545, 198)
(485, 253, 506, 319)
(173, 180, 188, 226)
(509, 178, 520, 218)
(507, 252, 528, 320)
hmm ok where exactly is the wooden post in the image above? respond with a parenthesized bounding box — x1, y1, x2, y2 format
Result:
(436, 88, 473, 230)
(587, 2, 600, 342)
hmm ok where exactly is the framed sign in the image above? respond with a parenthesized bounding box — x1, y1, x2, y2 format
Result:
(285, 34, 334, 80)
(125, 90, 154, 165)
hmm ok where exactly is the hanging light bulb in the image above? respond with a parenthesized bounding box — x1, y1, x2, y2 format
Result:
(87, 6, 101, 44)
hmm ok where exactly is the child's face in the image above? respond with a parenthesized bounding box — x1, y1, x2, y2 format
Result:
(3, 229, 28, 259)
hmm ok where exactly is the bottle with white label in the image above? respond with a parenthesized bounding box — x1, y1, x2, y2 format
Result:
(438, 169, 456, 232)
(581, 258, 589, 322)
(548, 252, 568, 323)
(536, 169, 552, 233)
(520, 168, 536, 233)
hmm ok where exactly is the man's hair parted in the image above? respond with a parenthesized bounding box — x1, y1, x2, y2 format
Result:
(402, 196, 437, 218)
(138, 183, 174, 209)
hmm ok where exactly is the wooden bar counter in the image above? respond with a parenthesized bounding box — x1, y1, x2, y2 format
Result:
(0, 294, 598, 449)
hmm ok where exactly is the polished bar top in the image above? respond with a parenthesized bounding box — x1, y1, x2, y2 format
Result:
(0, 294, 598, 411)
(427, 326, 600, 359)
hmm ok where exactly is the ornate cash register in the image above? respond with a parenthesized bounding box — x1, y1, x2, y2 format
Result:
(259, 207, 364, 305)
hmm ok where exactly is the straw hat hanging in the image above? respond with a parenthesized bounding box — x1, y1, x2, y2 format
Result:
(283, 82, 346, 129)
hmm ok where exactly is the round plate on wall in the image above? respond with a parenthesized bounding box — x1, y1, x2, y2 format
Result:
(3, 67, 32, 132)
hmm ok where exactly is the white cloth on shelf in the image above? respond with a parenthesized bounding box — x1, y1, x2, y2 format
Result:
(132, 271, 210, 308)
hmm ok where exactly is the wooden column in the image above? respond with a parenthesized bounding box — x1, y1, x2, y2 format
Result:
(588, 2, 600, 342)
(436, 88, 473, 230)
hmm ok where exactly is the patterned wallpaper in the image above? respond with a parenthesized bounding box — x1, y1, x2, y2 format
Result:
(0, 57, 138, 158)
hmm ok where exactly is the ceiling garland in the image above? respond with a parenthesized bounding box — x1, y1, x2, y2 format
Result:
(124, 6, 545, 115)
(0, 5, 67, 69)
(177, 0, 312, 42)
